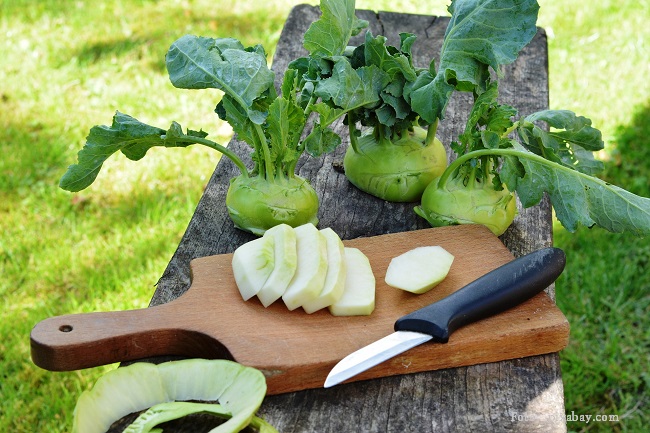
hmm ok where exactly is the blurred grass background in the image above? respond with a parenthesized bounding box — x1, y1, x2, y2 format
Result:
(0, 0, 647, 431)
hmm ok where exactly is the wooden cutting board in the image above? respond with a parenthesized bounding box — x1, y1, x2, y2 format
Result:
(30, 225, 569, 395)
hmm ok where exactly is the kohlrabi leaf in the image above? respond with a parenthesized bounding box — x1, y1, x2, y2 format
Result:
(59, 112, 204, 192)
(411, 0, 540, 123)
(455, 82, 516, 153)
(216, 94, 260, 148)
(503, 143, 650, 235)
(72, 359, 272, 433)
(60, 111, 250, 192)
(408, 71, 455, 125)
(518, 109, 605, 175)
(314, 59, 388, 111)
(267, 96, 305, 166)
(166, 35, 275, 116)
(303, 124, 342, 157)
(399, 32, 418, 60)
(303, 0, 368, 57)
(363, 31, 417, 82)
(311, 103, 346, 128)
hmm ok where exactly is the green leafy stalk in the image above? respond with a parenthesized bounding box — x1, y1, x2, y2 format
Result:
(439, 145, 650, 236)
(429, 81, 650, 236)
(166, 35, 278, 181)
(302, 0, 369, 57)
(410, 0, 540, 124)
(343, 30, 424, 140)
(59, 112, 247, 192)
(59, 0, 385, 234)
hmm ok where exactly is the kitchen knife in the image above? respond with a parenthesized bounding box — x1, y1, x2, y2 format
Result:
(324, 247, 566, 388)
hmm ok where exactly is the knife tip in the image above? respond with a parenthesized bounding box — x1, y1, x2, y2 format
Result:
(323, 376, 339, 389)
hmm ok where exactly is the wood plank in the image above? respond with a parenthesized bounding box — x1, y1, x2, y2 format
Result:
(126, 5, 565, 433)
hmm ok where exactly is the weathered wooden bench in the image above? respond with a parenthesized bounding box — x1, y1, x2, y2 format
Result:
(141, 5, 566, 432)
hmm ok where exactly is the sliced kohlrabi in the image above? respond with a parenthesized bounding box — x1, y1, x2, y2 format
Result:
(329, 247, 376, 316)
(232, 234, 275, 301)
(282, 223, 328, 311)
(257, 224, 298, 307)
(302, 227, 347, 314)
(72, 359, 270, 433)
(385, 246, 455, 294)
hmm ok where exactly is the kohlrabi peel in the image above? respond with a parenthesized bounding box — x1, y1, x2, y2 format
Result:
(123, 402, 232, 433)
(125, 402, 279, 433)
(72, 359, 271, 433)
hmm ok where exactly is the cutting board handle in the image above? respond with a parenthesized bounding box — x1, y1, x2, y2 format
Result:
(30, 301, 233, 371)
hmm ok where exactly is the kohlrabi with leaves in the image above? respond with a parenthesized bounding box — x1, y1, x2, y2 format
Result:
(409, 0, 650, 236)
(339, 32, 448, 202)
(295, 0, 539, 202)
(415, 81, 650, 236)
(59, 0, 379, 235)
(282, 2, 440, 202)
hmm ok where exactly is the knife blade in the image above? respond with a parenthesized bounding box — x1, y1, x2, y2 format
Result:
(324, 247, 566, 388)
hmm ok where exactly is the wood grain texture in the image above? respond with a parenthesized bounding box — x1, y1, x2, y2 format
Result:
(112, 5, 565, 433)
(30, 225, 569, 395)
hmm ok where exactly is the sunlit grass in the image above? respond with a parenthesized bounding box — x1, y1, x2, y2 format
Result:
(1, 0, 648, 432)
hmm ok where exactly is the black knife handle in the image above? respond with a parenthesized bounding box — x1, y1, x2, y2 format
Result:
(394, 247, 566, 342)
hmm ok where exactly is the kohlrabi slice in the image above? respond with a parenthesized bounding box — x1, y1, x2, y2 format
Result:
(257, 224, 298, 307)
(385, 246, 455, 294)
(282, 223, 328, 311)
(329, 247, 376, 316)
(302, 227, 347, 314)
(232, 234, 275, 301)
(72, 359, 270, 433)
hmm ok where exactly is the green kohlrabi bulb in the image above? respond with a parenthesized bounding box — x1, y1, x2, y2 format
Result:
(415, 169, 518, 236)
(226, 174, 319, 235)
(343, 126, 448, 202)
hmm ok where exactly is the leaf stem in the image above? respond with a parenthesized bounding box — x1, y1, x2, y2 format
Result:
(347, 113, 360, 153)
(253, 123, 275, 181)
(425, 118, 439, 147)
(437, 147, 571, 189)
(168, 134, 249, 178)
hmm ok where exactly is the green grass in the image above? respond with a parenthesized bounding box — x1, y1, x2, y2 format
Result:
(0, 0, 647, 432)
